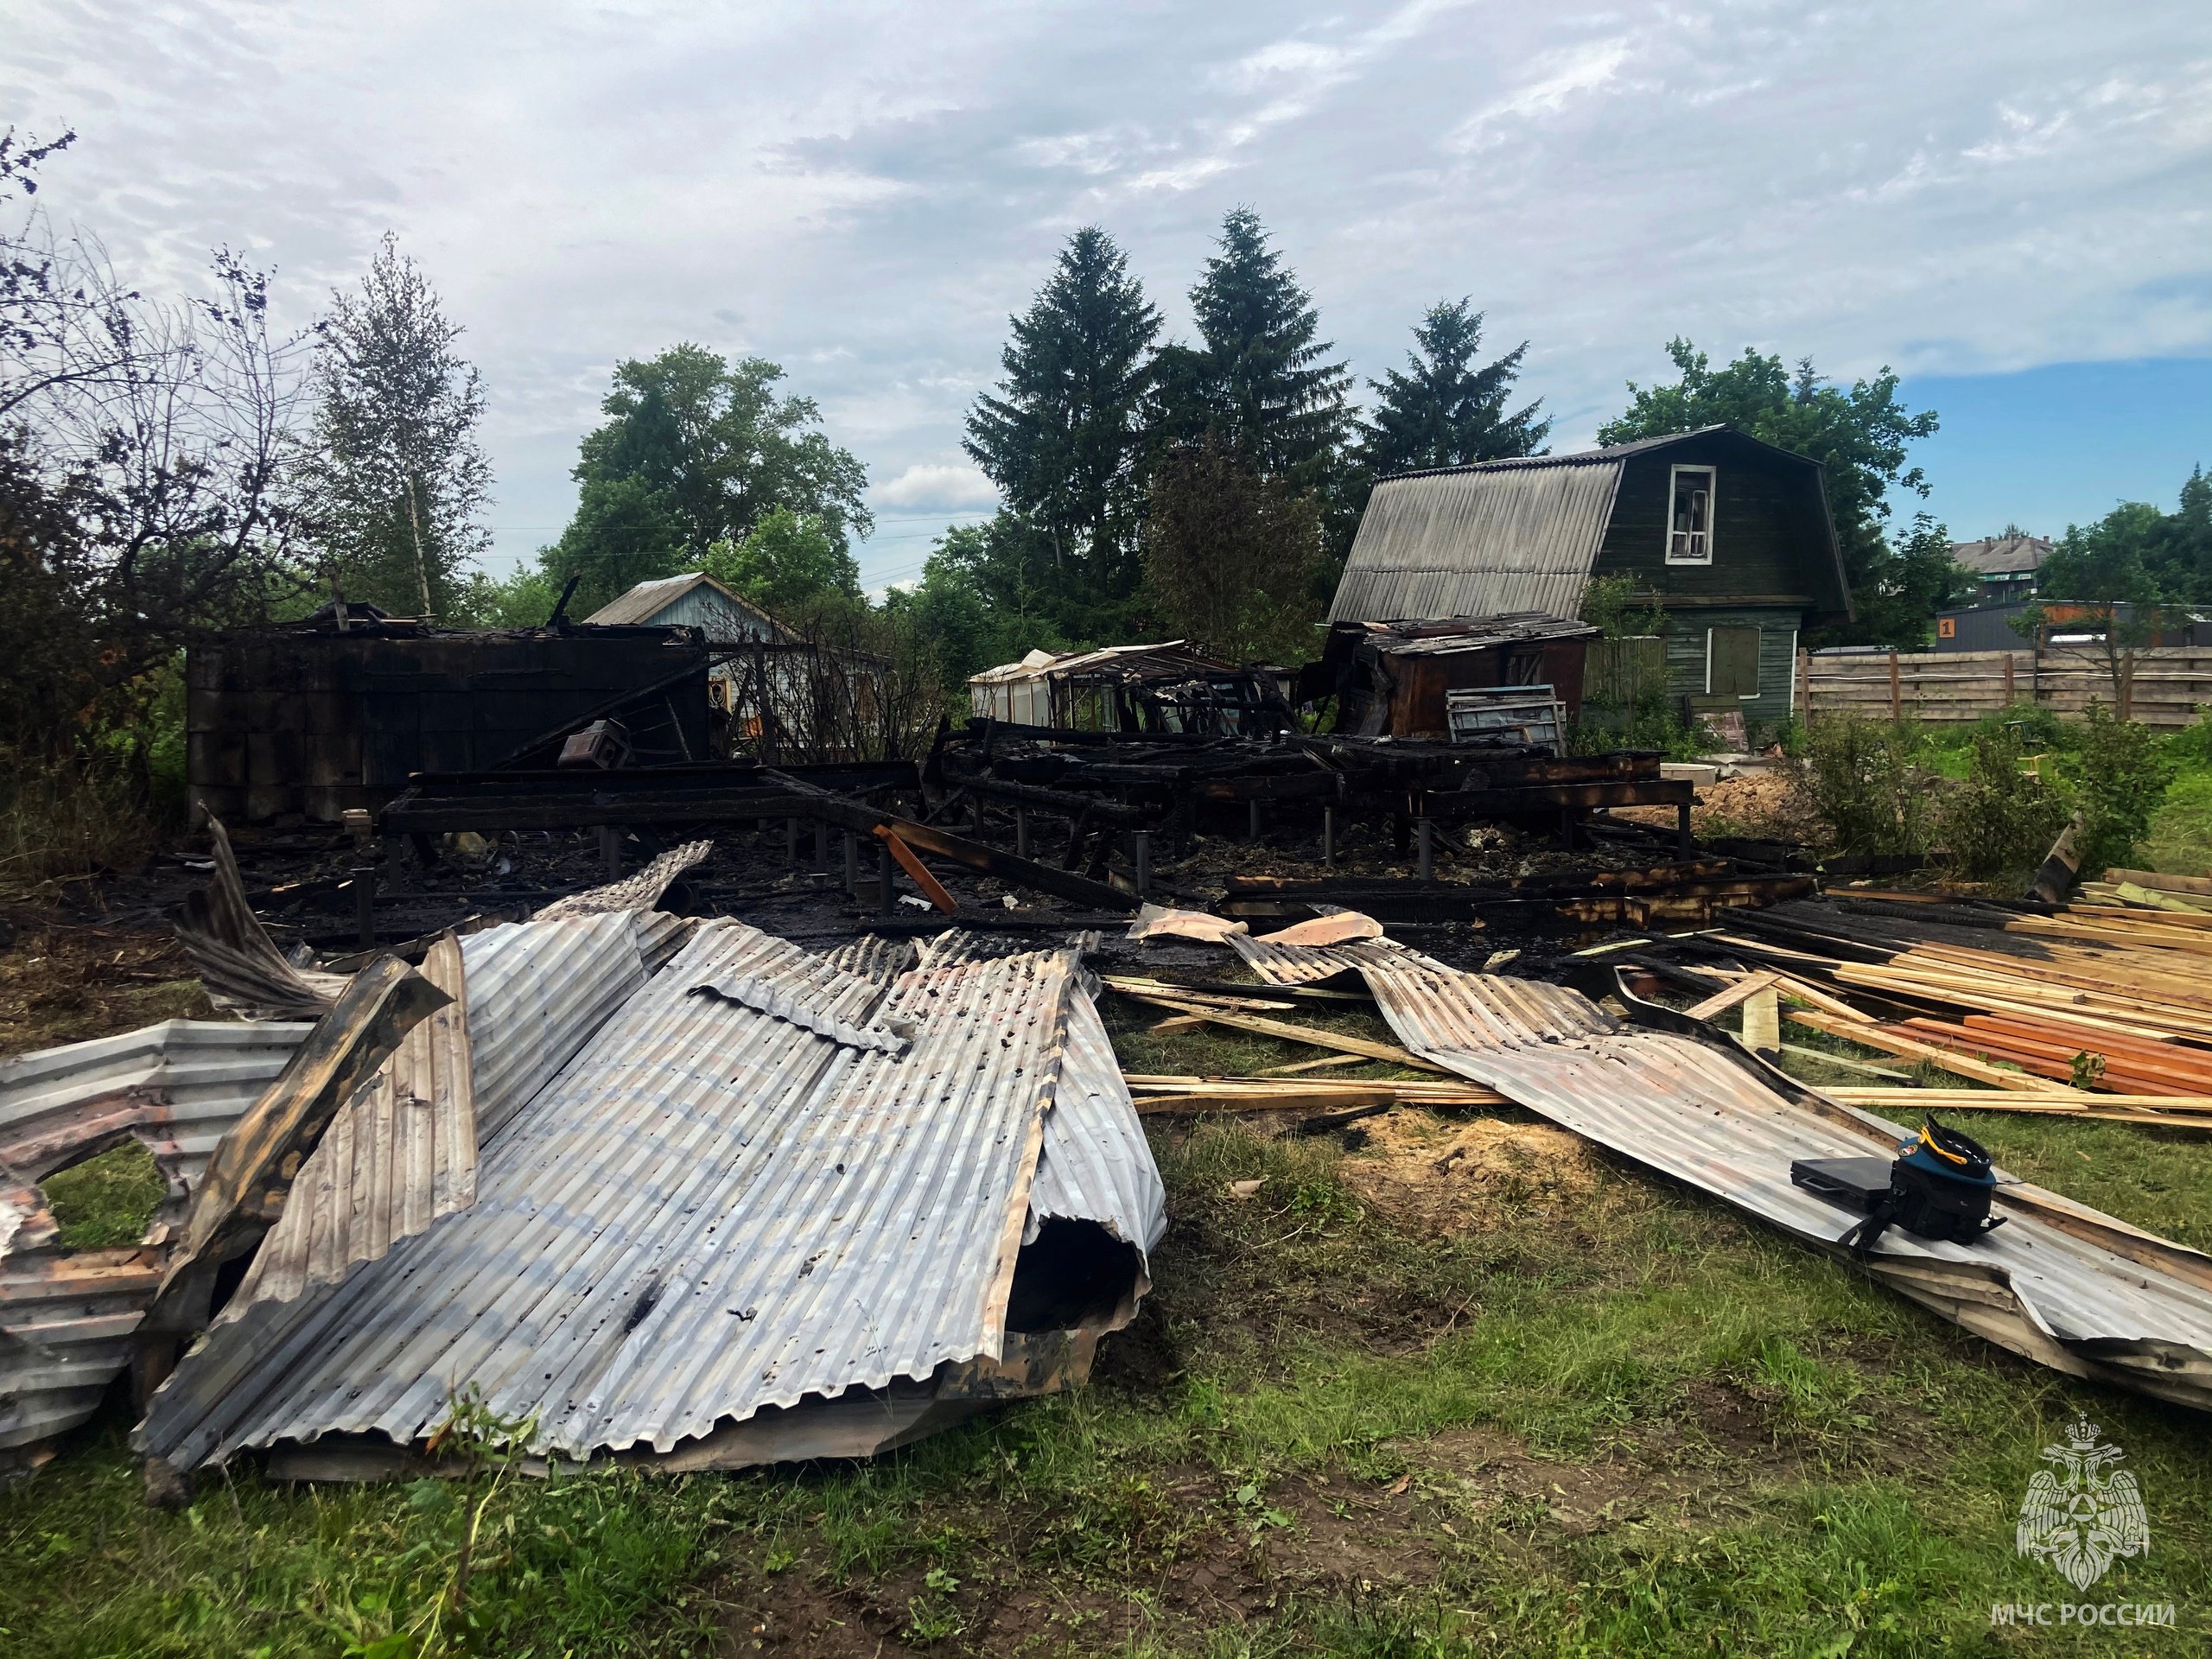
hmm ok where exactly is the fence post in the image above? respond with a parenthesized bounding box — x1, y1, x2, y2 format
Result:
(2004, 652, 2015, 707)
(1796, 646, 1809, 718)
(1887, 649, 1902, 721)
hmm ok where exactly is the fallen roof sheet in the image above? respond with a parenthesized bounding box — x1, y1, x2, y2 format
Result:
(459, 911, 665, 1139)
(1, 1020, 312, 1471)
(532, 838, 714, 922)
(1251, 941, 2212, 1410)
(1229, 932, 1408, 985)
(218, 936, 475, 1318)
(173, 819, 351, 1017)
(140, 922, 1164, 1470)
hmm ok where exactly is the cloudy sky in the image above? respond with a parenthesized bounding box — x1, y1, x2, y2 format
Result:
(9, 0, 2210, 587)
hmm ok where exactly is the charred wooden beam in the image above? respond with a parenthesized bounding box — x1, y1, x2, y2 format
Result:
(380, 785, 810, 834)
(953, 773, 1150, 824)
(782, 785, 1141, 912)
(1415, 779, 1694, 819)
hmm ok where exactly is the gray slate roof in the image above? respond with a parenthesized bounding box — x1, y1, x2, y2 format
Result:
(1951, 535, 2050, 577)
(584, 572, 788, 640)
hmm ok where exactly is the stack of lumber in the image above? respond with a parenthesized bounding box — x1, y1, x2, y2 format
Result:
(1662, 894, 2212, 1129)
(2078, 867, 2212, 915)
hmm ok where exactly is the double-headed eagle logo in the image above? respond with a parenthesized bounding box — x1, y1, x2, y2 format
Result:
(2017, 1417, 2151, 1591)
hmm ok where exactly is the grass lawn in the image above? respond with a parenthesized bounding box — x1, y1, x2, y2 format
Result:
(6, 990, 2209, 1657)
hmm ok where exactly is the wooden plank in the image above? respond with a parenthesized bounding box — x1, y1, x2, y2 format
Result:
(1823, 1090, 2212, 1131)
(804, 793, 1138, 911)
(1255, 1053, 1371, 1076)
(1684, 971, 1781, 1021)
(874, 826, 957, 913)
(1426, 779, 1694, 815)
(1113, 990, 1446, 1071)
(1784, 1009, 2078, 1092)
(2105, 868, 2212, 897)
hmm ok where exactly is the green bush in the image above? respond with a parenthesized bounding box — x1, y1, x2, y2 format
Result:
(1789, 715, 1929, 855)
(2165, 706, 2212, 769)
(2074, 701, 2175, 874)
(1935, 722, 2069, 877)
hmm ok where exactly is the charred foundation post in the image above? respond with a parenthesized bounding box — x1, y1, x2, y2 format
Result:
(786, 816, 800, 869)
(598, 825, 622, 881)
(344, 808, 377, 949)
(1130, 831, 1150, 899)
(1415, 817, 1433, 882)
(1323, 806, 1336, 869)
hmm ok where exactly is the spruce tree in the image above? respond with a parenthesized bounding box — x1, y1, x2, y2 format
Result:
(296, 233, 492, 619)
(964, 227, 1160, 616)
(1356, 299, 1549, 479)
(1154, 207, 1350, 496)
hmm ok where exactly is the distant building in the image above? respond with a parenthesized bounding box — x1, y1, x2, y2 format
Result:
(587, 573, 887, 760)
(1949, 534, 2050, 604)
(1932, 599, 2206, 653)
(969, 642, 1294, 736)
(584, 571, 793, 647)
(1330, 423, 1850, 731)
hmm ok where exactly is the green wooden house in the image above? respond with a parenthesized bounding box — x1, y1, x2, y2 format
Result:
(1329, 425, 1851, 733)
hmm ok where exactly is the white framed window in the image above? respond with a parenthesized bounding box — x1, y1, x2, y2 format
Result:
(1665, 465, 1716, 563)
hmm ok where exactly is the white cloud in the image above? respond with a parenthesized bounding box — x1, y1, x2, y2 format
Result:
(1452, 35, 1634, 145)
(872, 462, 1000, 512)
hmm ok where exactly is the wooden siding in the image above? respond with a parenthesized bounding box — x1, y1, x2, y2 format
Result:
(1590, 434, 1845, 617)
(1662, 605, 1802, 733)
(641, 584, 779, 644)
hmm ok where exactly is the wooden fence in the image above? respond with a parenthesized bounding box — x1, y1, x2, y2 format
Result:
(1799, 647, 2212, 728)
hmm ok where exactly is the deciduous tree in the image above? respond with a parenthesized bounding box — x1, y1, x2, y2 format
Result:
(293, 233, 491, 619)
(1, 128, 314, 762)
(1141, 436, 1324, 664)
(701, 505, 861, 619)
(566, 345, 869, 558)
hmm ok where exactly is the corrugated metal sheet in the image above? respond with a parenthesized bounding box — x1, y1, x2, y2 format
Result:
(1230, 934, 1409, 985)
(1028, 988, 1166, 1262)
(219, 937, 475, 1316)
(459, 912, 657, 1139)
(532, 840, 713, 924)
(1, 1020, 313, 1469)
(1328, 462, 1623, 625)
(174, 818, 350, 1017)
(1285, 943, 2212, 1410)
(141, 920, 1159, 1469)
(0, 1020, 316, 1223)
